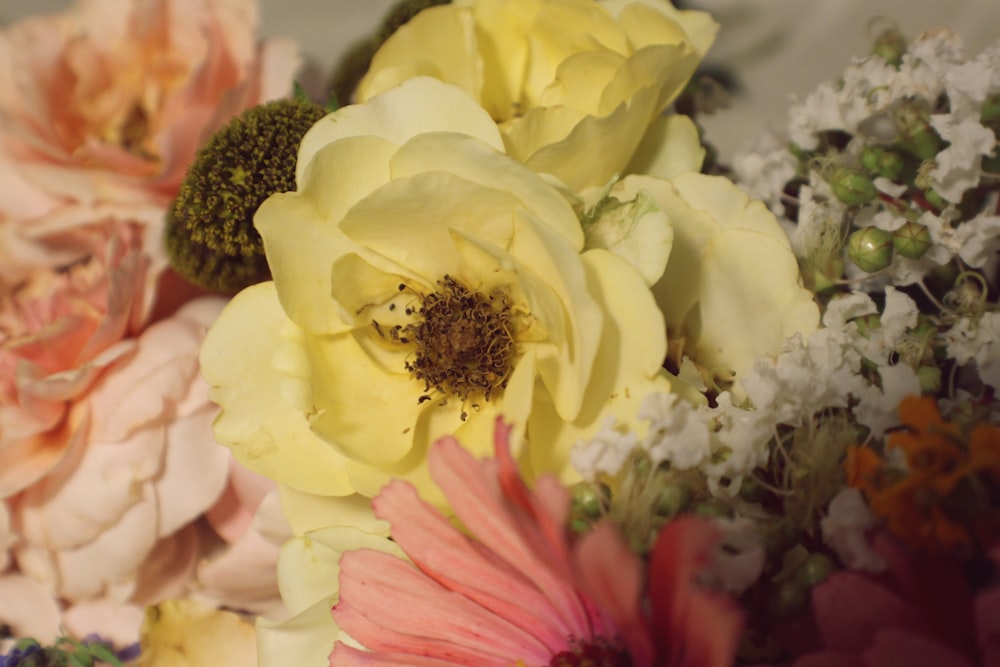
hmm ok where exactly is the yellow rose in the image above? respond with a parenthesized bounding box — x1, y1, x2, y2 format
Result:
(641, 172, 821, 398)
(357, 0, 717, 192)
(200, 77, 669, 505)
(136, 600, 257, 667)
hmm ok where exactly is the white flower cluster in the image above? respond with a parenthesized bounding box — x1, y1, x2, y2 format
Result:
(571, 290, 923, 494)
(732, 29, 1000, 288)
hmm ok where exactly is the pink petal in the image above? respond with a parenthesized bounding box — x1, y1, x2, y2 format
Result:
(864, 629, 975, 667)
(426, 430, 593, 639)
(573, 520, 654, 665)
(648, 516, 743, 667)
(975, 585, 1000, 667)
(333, 549, 550, 666)
(373, 478, 576, 654)
(810, 572, 926, 653)
(793, 653, 866, 667)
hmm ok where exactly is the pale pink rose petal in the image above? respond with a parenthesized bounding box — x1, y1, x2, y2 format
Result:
(206, 458, 275, 543)
(50, 485, 159, 600)
(17, 426, 166, 551)
(130, 524, 202, 606)
(0, 573, 62, 643)
(62, 598, 145, 648)
(195, 527, 282, 614)
(154, 403, 229, 537)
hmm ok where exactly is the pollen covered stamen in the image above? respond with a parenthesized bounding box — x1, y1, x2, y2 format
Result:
(390, 275, 516, 405)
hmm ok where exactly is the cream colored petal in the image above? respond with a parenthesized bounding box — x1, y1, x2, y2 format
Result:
(337, 170, 519, 282)
(536, 49, 625, 110)
(522, 1, 628, 106)
(200, 283, 355, 496)
(528, 248, 668, 480)
(469, 0, 538, 120)
(583, 186, 674, 286)
(356, 6, 481, 104)
(301, 77, 502, 183)
(304, 329, 425, 467)
(137, 600, 257, 667)
(605, 0, 719, 57)
(668, 171, 795, 241)
(505, 87, 660, 191)
(298, 135, 398, 224)
(390, 132, 584, 247)
(626, 114, 705, 180)
(599, 43, 700, 116)
(276, 526, 404, 616)
(696, 230, 820, 392)
(253, 192, 350, 335)
(256, 600, 340, 667)
(279, 486, 389, 538)
(507, 211, 604, 421)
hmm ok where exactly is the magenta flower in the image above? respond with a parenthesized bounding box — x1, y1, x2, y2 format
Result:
(328, 418, 742, 667)
(793, 534, 1000, 667)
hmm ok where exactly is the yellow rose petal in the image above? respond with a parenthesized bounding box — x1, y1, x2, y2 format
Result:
(200, 283, 354, 496)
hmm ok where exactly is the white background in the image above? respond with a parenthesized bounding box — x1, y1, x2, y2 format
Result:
(2, 0, 998, 159)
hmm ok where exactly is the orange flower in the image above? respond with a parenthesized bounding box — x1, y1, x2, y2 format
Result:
(846, 396, 1000, 552)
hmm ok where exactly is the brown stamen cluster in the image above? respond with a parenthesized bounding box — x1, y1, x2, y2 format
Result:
(381, 276, 516, 409)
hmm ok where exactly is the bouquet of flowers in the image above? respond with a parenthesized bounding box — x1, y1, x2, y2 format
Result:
(1, 1, 997, 666)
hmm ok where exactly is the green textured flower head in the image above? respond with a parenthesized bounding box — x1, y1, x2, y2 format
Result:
(165, 96, 328, 292)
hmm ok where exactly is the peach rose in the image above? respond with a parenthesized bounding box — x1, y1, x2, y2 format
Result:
(0, 0, 301, 286)
(0, 236, 237, 644)
(195, 459, 285, 619)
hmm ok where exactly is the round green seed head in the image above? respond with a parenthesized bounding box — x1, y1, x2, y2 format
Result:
(831, 167, 877, 206)
(166, 97, 328, 292)
(848, 227, 894, 273)
(892, 220, 932, 259)
(871, 27, 907, 67)
(793, 553, 837, 588)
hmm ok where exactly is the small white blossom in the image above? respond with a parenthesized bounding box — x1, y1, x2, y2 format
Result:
(821, 488, 886, 572)
(928, 114, 996, 202)
(570, 415, 639, 478)
(945, 312, 1000, 390)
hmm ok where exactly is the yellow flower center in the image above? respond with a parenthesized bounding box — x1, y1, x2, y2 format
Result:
(375, 276, 516, 414)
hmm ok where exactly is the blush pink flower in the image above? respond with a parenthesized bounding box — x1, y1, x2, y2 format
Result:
(792, 534, 1000, 667)
(0, 238, 236, 644)
(0, 0, 300, 284)
(329, 418, 743, 667)
(196, 458, 284, 618)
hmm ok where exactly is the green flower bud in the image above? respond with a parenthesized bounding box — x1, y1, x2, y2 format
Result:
(768, 580, 809, 620)
(693, 498, 730, 519)
(738, 477, 766, 503)
(871, 27, 907, 67)
(893, 101, 941, 160)
(831, 167, 877, 205)
(860, 145, 885, 174)
(923, 187, 947, 210)
(571, 483, 608, 519)
(981, 93, 1000, 124)
(656, 485, 691, 517)
(763, 519, 801, 558)
(918, 365, 942, 393)
(854, 313, 882, 338)
(892, 220, 933, 259)
(793, 553, 837, 588)
(165, 98, 328, 292)
(848, 227, 894, 272)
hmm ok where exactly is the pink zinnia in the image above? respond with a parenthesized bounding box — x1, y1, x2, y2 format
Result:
(329, 418, 742, 667)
